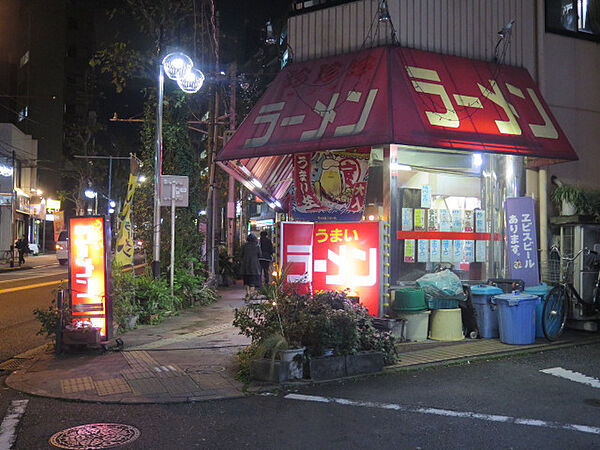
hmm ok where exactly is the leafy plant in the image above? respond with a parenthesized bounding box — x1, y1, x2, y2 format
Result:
(33, 285, 71, 338)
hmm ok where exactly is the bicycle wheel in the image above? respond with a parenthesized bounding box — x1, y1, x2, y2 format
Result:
(542, 285, 569, 341)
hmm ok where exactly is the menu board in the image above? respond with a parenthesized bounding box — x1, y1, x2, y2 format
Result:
(402, 208, 413, 231)
(417, 239, 429, 262)
(414, 209, 426, 231)
(441, 239, 452, 261)
(404, 239, 415, 263)
(453, 240, 463, 262)
(451, 210, 463, 231)
(440, 210, 452, 232)
(421, 185, 432, 208)
(428, 209, 438, 231)
(430, 239, 441, 262)
(464, 240, 475, 262)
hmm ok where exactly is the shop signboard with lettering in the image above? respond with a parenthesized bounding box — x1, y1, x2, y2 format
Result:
(68, 216, 112, 338)
(505, 197, 539, 287)
(280, 221, 381, 315)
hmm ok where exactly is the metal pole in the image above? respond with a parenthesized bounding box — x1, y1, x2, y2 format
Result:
(152, 65, 164, 278)
(107, 156, 113, 213)
(170, 182, 176, 296)
(11, 150, 15, 267)
(42, 217, 46, 254)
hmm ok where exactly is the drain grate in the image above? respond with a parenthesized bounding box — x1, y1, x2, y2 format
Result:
(49, 423, 140, 449)
(0, 359, 24, 371)
(185, 365, 226, 374)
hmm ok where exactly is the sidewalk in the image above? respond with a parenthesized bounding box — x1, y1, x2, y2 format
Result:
(3, 283, 600, 404)
(0, 253, 58, 273)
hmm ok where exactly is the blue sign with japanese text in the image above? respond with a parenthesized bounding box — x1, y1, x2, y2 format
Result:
(505, 197, 539, 288)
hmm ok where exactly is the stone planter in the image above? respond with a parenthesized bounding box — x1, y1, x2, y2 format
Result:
(345, 351, 384, 377)
(62, 327, 101, 346)
(279, 347, 305, 380)
(251, 359, 289, 383)
(308, 355, 346, 381)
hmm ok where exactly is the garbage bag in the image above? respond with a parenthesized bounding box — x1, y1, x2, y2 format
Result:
(416, 269, 465, 301)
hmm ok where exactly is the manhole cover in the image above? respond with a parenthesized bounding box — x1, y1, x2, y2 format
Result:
(49, 423, 140, 449)
(185, 365, 226, 374)
(584, 399, 600, 407)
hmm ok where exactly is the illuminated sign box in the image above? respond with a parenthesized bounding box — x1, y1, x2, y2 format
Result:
(68, 216, 112, 339)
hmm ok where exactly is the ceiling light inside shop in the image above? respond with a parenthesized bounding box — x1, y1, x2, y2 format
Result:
(390, 163, 411, 171)
(251, 178, 263, 188)
(472, 153, 483, 168)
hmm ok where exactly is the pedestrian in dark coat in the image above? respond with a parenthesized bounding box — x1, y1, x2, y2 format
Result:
(241, 233, 262, 296)
(16, 235, 29, 266)
(259, 230, 274, 285)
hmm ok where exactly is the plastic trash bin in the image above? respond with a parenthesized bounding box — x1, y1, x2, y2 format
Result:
(393, 288, 427, 312)
(524, 283, 553, 338)
(492, 292, 540, 345)
(471, 285, 503, 338)
(396, 310, 430, 341)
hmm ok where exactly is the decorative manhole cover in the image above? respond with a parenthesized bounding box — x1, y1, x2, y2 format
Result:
(49, 423, 140, 449)
(185, 365, 226, 374)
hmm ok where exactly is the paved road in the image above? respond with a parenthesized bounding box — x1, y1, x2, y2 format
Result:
(0, 259, 66, 363)
(2, 344, 599, 449)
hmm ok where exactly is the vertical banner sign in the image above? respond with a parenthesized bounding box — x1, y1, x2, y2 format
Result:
(115, 174, 138, 266)
(53, 211, 65, 242)
(312, 222, 380, 315)
(280, 222, 314, 294)
(505, 197, 540, 287)
(292, 149, 370, 221)
(69, 216, 111, 338)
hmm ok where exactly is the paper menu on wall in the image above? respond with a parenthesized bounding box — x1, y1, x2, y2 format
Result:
(464, 240, 475, 262)
(404, 239, 415, 263)
(441, 239, 452, 261)
(421, 185, 432, 208)
(428, 209, 438, 231)
(430, 239, 441, 262)
(452, 210, 463, 231)
(464, 210, 474, 232)
(414, 209, 426, 231)
(453, 240, 463, 262)
(475, 209, 486, 232)
(402, 208, 413, 231)
(417, 239, 429, 262)
(476, 240, 487, 262)
(440, 210, 452, 232)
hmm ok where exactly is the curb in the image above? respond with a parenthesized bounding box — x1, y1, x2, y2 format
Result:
(0, 266, 34, 273)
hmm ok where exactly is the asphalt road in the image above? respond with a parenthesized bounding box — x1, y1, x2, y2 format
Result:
(2, 343, 599, 449)
(0, 260, 66, 363)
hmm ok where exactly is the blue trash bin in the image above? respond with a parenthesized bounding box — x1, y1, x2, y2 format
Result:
(524, 283, 553, 338)
(492, 292, 540, 345)
(471, 285, 503, 338)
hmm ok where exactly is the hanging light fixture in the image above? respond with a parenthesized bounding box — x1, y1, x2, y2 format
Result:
(265, 20, 277, 45)
(497, 19, 515, 39)
(177, 68, 205, 93)
(162, 52, 193, 81)
(378, 0, 391, 23)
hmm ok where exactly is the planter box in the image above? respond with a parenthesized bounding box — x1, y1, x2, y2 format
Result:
(345, 351, 384, 377)
(308, 355, 346, 381)
(373, 318, 406, 340)
(251, 359, 289, 383)
(62, 328, 101, 346)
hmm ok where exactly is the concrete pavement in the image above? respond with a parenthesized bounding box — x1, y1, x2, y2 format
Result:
(0, 253, 59, 273)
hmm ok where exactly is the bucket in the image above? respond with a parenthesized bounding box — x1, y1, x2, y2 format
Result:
(429, 308, 464, 341)
(396, 310, 430, 341)
(393, 288, 427, 312)
(493, 292, 540, 345)
(471, 285, 503, 338)
(524, 283, 553, 338)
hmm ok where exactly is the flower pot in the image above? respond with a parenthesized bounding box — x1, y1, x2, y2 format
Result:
(561, 200, 577, 216)
(279, 347, 305, 380)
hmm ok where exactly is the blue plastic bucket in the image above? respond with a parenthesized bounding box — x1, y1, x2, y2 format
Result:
(524, 283, 553, 338)
(471, 285, 503, 338)
(493, 292, 540, 345)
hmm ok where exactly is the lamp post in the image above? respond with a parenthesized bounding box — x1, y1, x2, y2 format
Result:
(84, 189, 97, 215)
(152, 52, 205, 278)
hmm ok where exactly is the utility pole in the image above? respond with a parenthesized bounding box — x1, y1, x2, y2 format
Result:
(227, 62, 237, 256)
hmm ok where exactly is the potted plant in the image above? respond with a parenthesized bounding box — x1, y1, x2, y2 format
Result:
(551, 184, 586, 216)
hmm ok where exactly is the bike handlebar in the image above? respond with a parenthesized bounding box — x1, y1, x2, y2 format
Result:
(550, 246, 596, 261)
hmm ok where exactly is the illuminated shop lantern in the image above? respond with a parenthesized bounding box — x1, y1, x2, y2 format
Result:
(68, 216, 112, 338)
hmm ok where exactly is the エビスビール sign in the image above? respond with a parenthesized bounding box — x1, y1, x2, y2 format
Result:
(505, 197, 539, 288)
(69, 216, 112, 338)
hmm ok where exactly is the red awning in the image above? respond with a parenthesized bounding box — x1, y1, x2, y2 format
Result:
(217, 46, 577, 162)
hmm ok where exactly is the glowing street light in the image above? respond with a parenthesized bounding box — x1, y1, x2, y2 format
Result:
(153, 52, 205, 278)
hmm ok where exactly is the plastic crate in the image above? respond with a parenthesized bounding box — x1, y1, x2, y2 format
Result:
(426, 297, 459, 309)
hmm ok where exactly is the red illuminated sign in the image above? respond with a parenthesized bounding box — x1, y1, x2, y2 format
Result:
(68, 216, 112, 338)
(281, 221, 381, 315)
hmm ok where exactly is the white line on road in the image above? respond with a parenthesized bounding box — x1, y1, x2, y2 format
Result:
(540, 367, 600, 389)
(283, 393, 600, 436)
(0, 399, 29, 449)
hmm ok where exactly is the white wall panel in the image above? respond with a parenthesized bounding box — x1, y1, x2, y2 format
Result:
(289, 0, 537, 75)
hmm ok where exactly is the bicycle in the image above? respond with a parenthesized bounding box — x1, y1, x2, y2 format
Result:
(1, 249, 14, 265)
(542, 246, 600, 341)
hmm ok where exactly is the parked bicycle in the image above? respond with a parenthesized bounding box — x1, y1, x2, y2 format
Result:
(542, 246, 600, 341)
(1, 248, 14, 265)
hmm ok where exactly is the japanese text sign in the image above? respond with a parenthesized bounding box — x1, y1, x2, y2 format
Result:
(69, 216, 112, 338)
(280, 221, 381, 315)
(505, 197, 539, 287)
(217, 47, 576, 162)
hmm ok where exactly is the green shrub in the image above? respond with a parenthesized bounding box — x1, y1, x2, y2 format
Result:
(173, 269, 217, 307)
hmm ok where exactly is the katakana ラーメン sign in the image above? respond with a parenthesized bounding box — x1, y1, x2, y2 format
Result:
(280, 221, 381, 315)
(69, 216, 112, 338)
(217, 46, 576, 162)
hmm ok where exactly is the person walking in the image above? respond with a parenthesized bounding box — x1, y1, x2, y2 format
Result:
(259, 230, 274, 285)
(241, 233, 262, 296)
(16, 235, 29, 266)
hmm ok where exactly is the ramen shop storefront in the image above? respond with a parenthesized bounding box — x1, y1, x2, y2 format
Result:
(217, 46, 577, 317)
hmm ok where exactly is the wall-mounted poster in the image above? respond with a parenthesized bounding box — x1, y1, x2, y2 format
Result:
(404, 239, 415, 263)
(430, 239, 441, 262)
(428, 209, 438, 231)
(441, 239, 452, 261)
(402, 208, 413, 231)
(421, 185, 432, 208)
(417, 239, 429, 262)
(440, 210, 452, 232)
(414, 209, 426, 231)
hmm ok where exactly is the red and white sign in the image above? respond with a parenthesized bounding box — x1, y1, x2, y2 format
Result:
(218, 46, 576, 162)
(280, 221, 381, 315)
(69, 216, 112, 338)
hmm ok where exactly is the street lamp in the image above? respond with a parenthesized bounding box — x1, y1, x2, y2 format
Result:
(153, 52, 205, 278)
(84, 189, 98, 215)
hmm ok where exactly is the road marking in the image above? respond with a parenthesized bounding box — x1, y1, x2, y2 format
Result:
(540, 367, 600, 389)
(0, 399, 29, 449)
(283, 393, 600, 436)
(0, 280, 64, 294)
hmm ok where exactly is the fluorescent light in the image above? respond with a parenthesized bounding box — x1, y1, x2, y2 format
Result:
(251, 178, 263, 188)
(274, 200, 282, 208)
(390, 163, 412, 171)
(472, 153, 483, 168)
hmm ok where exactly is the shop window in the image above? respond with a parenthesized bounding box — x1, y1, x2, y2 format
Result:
(290, 0, 358, 16)
(546, 0, 600, 41)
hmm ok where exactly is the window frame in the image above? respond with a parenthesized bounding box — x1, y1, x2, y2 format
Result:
(545, 0, 600, 42)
